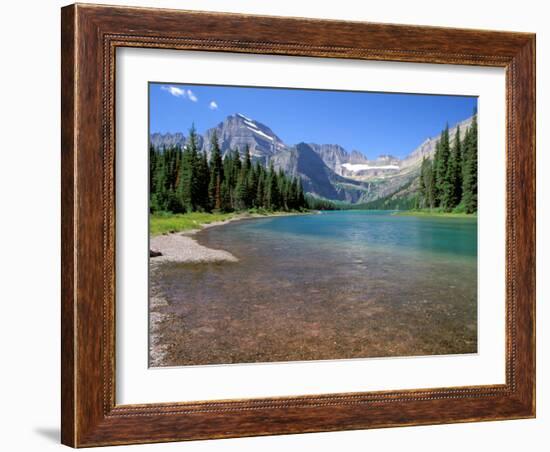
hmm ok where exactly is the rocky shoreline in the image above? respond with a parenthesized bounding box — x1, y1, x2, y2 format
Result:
(149, 215, 254, 264)
(150, 232, 238, 264)
(149, 211, 311, 265)
(148, 211, 314, 367)
(149, 216, 244, 366)
(148, 273, 171, 368)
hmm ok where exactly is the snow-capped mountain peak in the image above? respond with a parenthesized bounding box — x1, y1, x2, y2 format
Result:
(236, 112, 253, 122)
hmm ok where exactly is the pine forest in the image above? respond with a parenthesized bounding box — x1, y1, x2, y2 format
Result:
(149, 126, 308, 214)
(417, 114, 478, 213)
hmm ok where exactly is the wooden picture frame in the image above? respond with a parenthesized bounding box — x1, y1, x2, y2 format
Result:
(61, 3, 535, 447)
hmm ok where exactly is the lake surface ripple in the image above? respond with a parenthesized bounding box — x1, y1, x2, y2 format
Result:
(152, 210, 478, 366)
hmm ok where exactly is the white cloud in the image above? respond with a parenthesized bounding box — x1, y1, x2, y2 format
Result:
(209, 101, 218, 110)
(161, 86, 198, 102)
(187, 89, 198, 102)
(161, 85, 186, 98)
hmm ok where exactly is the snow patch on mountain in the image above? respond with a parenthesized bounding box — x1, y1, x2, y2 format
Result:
(244, 120, 258, 129)
(246, 126, 274, 141)
(237, 113, 253, 122)
(342, 163, 400, 172)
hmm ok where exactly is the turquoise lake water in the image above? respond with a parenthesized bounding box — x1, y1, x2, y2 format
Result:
(154, 210, 478, 366)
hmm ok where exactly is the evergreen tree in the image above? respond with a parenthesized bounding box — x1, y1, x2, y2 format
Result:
(434, 125, 450, 206)
(223, 151, 236, 208)
(149, 145, 161, 212)
(241, 146, 253, 207)
(256, 166, 266, 208)
(151, 146, 169, 211)
(297, 177, 306, 208)
(414, 117, 477, 213)
(177, 146, 193, 212)
(277, 168, 288, 210)
(462, 115, 478, 213)
(234, 170, 249, 210)
(425, 159, 436, 209)
(418, 155, 436, 210)
(243, 145, 252, 173)
(441, 125, 463, 210)
(177, 126, 200, 212)
(195, 150, 210, 211)
(288, 177, 304, 210)
(158, 145, 183, 213)
(150, 124, 309, 215)
(234, 147, 253, 210)
(149, 144, 157, 197)
(417, 156, 429, 208)
(233, 148, 242, 182)
(265, 162, 280, 210)
(208, 134, 224, 211)
(223, 149, 240, 189)
(247, 163, 259, 207)
(220, 178, 232, 212)
(431, 140, 441, 204)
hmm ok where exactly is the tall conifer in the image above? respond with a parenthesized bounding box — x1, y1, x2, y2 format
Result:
(195, 150, 210, 211)
(178, 126, 199, 212)
(462, 115, 478, 213)
(208, 133, 224, 210)
(441, 126, 463, 210)
(435, 125, 450, 205)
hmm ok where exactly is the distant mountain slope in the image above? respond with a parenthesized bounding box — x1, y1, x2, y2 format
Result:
(307, 143, 368, 176)
(201, 113, 286, 165)
(293, 143, 342, 199)
(150, 132, 187, 149)
(400, 116, 472, 170)
(150, 113, 474, 204)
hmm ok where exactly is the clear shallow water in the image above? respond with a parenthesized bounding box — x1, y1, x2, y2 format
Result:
(152, 210, 477, 366)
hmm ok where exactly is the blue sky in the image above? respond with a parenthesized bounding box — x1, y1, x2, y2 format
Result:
(149, 82, 477, 159)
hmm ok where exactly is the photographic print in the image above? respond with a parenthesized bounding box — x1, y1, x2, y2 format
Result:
(148, 83, 478, 367)
(61, 6, 536, 444)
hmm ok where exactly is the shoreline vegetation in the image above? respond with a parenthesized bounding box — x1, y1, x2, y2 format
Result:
(393, 209, 477, 218)
(149, 209, 312, 264)
(150, 209, 311, 236)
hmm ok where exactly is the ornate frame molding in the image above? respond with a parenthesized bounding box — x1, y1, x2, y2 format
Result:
(62, 4, 535, 447)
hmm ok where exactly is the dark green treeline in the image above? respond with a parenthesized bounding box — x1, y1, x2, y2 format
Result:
(418, 114, 478, 213)
(150, 126, 307, 213)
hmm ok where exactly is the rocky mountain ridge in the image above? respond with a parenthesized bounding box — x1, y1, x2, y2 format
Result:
(150, 113, 474, 204)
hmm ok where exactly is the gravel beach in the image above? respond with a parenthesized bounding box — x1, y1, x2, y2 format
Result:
(150, 232, 238, 264)
(149, 212, 311, 264)
(148, 212, 314, 367)
(148, 218, 241, 366)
